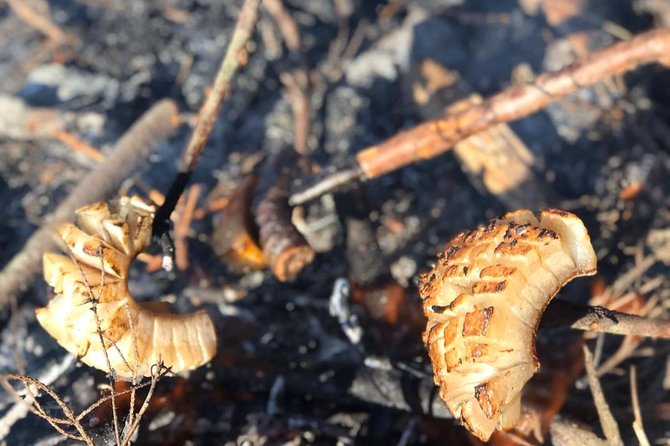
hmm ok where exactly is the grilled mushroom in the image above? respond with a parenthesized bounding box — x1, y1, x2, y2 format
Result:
(36, 196, 217, 378)
(419, 209, 597, 440)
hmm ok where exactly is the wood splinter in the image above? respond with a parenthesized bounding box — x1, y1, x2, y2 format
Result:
(36, 197, 217, 378)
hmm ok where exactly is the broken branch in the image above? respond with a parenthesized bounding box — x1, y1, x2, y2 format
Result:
(545, 300, 670, 339)
(290, 28, 670, 205)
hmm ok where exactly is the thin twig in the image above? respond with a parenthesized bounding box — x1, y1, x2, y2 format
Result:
(0, 375, 94, 445)
(280, 69, 311, 156)
(72, 245, 124, 445)
(545, 299, 670, 339)
(595, 334, 641, 377)
(153, 0, 261, 238)
(75, 379, 157, 422)
(290, 28, 670, 204)
(5, 0, 66, 43)
(0, 99, 179, 311)
(582, 345, 624, 446)
(0, 354, 74, 440)
(124, 301, 140, 430)
(51, 129, 105, 162)
(630, 366, 651, 446)
(119, 364, 169, 446)
(263, 0, 301, 52)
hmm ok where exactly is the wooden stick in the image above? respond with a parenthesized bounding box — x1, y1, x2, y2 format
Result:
(152, 0, 261, 236)
(290, 28, 670, 205)
(357, 29, 670, 178)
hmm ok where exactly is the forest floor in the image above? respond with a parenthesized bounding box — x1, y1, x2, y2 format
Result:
(1, 0, 670, 445)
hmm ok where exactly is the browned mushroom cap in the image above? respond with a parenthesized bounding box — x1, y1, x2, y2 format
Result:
(419, 209, 597, 441)
(36, 196, 217, 378)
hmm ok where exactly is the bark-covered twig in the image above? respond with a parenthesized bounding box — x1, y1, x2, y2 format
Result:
(545, 300, 670, 339)
(152, 0, 261, 243)
(290, 28, 670, 205)
(0, 99, 179, 311)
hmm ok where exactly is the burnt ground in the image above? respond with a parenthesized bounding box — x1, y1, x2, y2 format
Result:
(1, 0, 670, 445)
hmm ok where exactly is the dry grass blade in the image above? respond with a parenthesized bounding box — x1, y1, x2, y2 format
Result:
(582, 345, 624, 446)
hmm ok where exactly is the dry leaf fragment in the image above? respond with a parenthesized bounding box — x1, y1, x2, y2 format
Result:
(419, 209, 597, 441)
(36, 196, 217, 378)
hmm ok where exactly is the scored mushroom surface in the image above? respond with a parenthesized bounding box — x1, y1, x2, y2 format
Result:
(419, 209, 597, 441)
(36, 196, 217, 378)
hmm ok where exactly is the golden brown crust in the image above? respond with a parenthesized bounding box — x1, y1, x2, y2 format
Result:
(36, 196, 217, 378)
(419, 209, 596, 441)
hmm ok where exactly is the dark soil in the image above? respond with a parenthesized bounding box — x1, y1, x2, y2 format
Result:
(1, 1, 670, 445)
